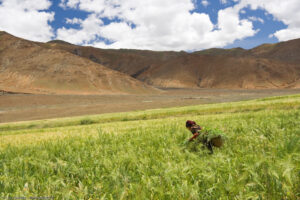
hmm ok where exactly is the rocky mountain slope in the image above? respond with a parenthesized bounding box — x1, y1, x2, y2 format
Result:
(1, 31, 299, 94)
(46, 37, 300, 89)
(0, 32, 158, 94)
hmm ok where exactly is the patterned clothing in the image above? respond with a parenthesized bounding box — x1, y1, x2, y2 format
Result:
(190, 124, 202, 134)
(188, 124, 223, 154)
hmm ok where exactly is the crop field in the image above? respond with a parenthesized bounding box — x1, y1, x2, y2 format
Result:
(1, 94, 300, 199)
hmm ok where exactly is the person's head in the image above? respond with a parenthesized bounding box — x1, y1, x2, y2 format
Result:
(186, 120, 196, 130)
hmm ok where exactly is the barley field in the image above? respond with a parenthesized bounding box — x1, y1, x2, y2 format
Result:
(1, 95, 300, 199)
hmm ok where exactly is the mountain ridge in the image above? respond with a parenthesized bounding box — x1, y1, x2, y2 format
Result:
(0, 32, 159, 95)
(1, 31, 300, 93)
(45, 35, 300, 89)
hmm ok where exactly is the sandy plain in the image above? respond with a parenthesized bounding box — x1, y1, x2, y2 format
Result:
(1, 88, 300, 123)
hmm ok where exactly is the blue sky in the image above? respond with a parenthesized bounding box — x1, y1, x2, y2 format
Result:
(0, 0, 299, 51)
(192, 0, 288, 49)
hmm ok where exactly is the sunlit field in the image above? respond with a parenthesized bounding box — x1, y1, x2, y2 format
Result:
(1, 95, 300, 199)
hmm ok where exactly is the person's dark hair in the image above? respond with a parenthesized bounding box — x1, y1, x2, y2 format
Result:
(186, 120, 196, 128)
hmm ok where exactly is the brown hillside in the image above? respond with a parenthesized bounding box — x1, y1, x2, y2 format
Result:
(138, 54, 300, 89)
(194, 47, 246, 56)
(1, 31, 299, 91)
(0, 32, 158, 94)
(47, 38, 300, 89)
(194, 39, 300, 64)
(45, 41, 182, 77)
(248, 39, 300, 63)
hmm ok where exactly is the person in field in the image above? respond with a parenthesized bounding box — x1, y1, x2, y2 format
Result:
(185, 120, 223, 154)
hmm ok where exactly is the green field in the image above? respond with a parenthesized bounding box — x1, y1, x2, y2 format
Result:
(1, 95, 300, 199)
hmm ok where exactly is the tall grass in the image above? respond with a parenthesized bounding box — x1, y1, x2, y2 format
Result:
(1, 94, 299, 133)
(0, 95, 300, 199)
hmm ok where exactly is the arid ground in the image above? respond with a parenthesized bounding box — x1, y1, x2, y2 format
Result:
(1, 88, 300, 123)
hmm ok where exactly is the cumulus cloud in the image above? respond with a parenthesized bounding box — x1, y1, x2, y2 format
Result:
(57, 13, 103, 44)
(1, 0, 299, 50)
(57, 0, 257, 51)
(273, 28, 300, 41)
(240, 0, 300, 41)
(207, 5, 257, 47)
(0, 0, 54, 42)
(248, 16, 264, 23)
(66, 17, 83, 24)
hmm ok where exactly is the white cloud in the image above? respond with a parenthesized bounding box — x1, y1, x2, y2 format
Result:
(0, 0, 54, 42)
(59, 0, 80, 9)
(66, 18, 83, 24)
(1, 0, 299, 50)
(56, 13, 103, 44)
(57, 0, 257, 51)
(220, 0, 240, 4)
(240, 0, 300, 41)
(248, 16, 264, 23)
(201, 0, 209, 7)
(273, 28, 300, 41)
(206, 5, 257, 47)
(240, 9, 246, 14)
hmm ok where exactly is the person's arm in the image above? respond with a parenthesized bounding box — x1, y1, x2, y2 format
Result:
(188, 132, 200, 142)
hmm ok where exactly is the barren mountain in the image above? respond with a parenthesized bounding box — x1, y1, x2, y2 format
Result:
(45, 40, 182, 77)
(47, 37, 300, 89)
(1, 31, 299, 92)
(138, 54, 300, 89)
(195, 39, 300, 64)
(248, 38, 300, 63)
(0, 32, 158, 94)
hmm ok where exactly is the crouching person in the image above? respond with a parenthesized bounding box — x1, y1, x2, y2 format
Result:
(185, 120, 224, 154)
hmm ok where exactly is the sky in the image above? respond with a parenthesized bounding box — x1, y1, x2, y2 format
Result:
(0, 0, 299, 51)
